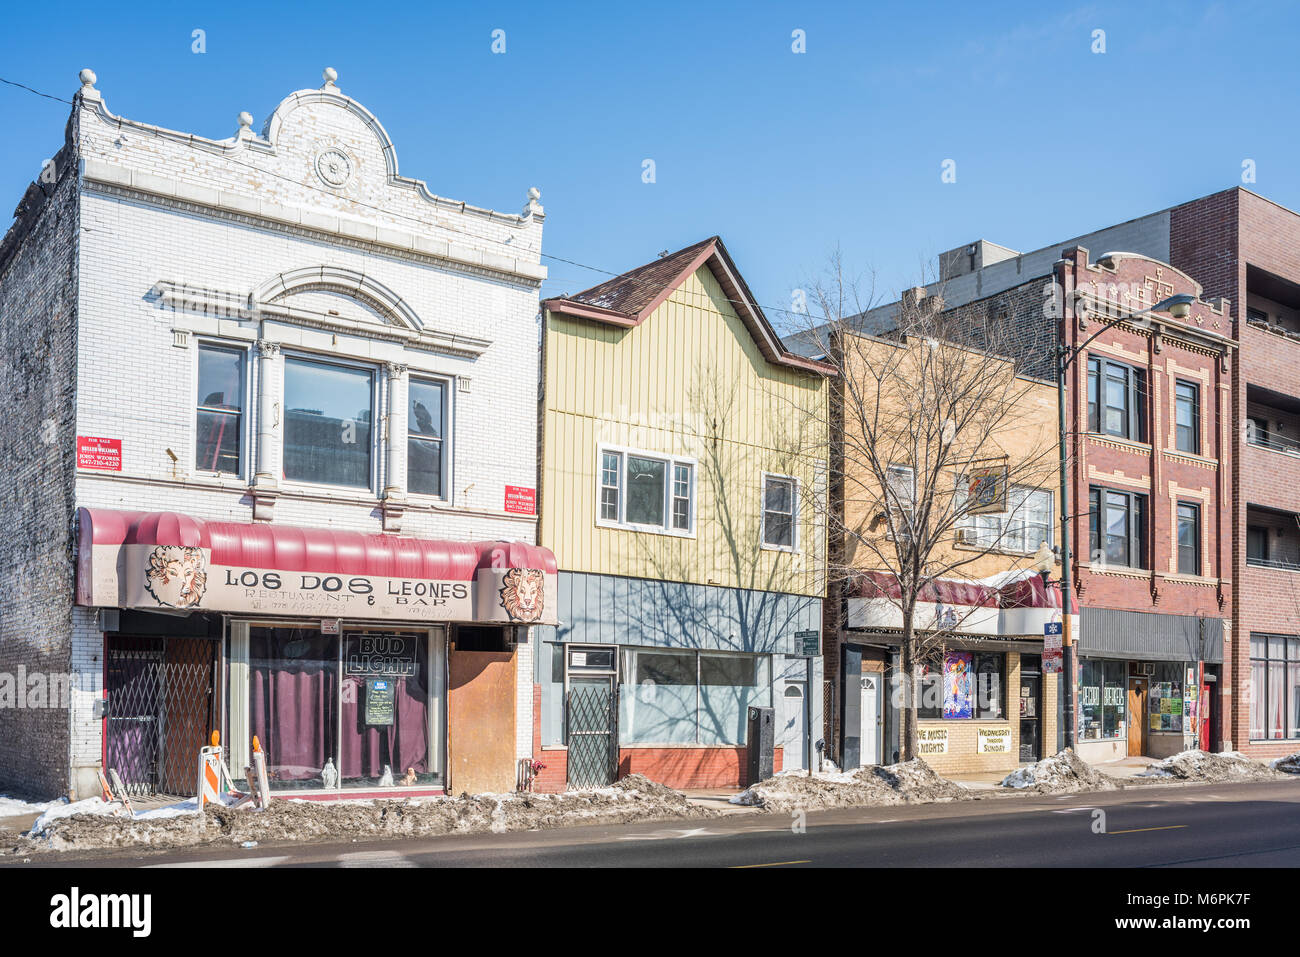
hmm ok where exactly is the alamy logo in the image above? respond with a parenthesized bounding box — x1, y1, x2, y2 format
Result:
(49, 887, 151, 937)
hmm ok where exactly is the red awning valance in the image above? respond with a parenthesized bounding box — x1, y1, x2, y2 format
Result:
(76, 508, 557, 626)
(849, 568, 1077, 613)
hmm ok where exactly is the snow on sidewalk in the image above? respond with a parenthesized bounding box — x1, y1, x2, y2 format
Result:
(17, 774, 713, 853)
(0, 794, 66, 817)
(1000, 749, 1119, 793)
(1272, 752, 1300, 774)
(729, 760, 970, 812)
(1139, 749, 1291, 782)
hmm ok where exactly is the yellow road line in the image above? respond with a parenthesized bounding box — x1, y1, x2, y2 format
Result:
(1108, 825, 1189, 835)
(731, 860, 812, 868)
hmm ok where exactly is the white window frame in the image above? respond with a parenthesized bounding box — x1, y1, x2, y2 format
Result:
(280, 350, 381, 496)
(957, 479, 1053, 555)
(885, 464, 916, 540)
(595, 444, 697, 537)
(761, 472, 800, 552)
(192, 338, 251, 481)
(406, 373, 454, 502)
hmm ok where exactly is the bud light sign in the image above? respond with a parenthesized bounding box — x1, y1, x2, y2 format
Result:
(346, 634, 417, 677)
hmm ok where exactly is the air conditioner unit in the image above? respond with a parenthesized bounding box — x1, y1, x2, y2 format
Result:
(955, 527, 975, 544)
(1137, 662, 1155, 676)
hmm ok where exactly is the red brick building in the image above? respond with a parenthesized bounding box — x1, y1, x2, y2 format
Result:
(797, 188, 1300, 764)
(1054, 248, 1233, 763)
(1169, 188, 1300, 760)
(795, 241, 1237, 766)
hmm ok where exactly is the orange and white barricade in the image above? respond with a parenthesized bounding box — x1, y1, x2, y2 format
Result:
(198, 731, 247, 813)
(197, 744, 224, 813)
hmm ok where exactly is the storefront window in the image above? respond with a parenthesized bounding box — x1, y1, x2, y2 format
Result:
(917, 661, 942, 719)
(1251, 634, 1300, 740)
(917, 651, 1005, 720)
(620, 650, 698, 744)
(1149, 662, 1185, 734)
(246, 626, 442, 790)
(1079, 659, 1126, 740)
(943, 651, 974, 719)
(250, 628, 339, 790)
(341, 633, 433, 787)
(974, 653, 1005, 719)
(618, 648, 770, 745)
(699, 653, 770, 746)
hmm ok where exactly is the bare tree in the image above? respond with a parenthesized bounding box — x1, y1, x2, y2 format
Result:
(789, 253, 1059, 762)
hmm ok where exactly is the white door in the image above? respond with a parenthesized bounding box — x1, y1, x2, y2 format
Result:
(860, 675, 881, 766)
(783, 683, 807, 770)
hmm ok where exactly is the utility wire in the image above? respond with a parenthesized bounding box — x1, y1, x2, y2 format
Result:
(1, 73, 821, 326)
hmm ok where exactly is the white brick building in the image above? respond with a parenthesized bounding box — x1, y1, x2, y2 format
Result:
(0, 68, 552, 800)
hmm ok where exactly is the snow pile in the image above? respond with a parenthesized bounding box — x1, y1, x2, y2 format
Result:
(1000, 749, 1119, 793)
(1271, 752, 1300, 774)
(729, 760, 969, 812)
(28, 793, 242, 839)
(1140, 749, 1288, 783)
(0, 794, 65, 817)
(20, 774, 710, 853)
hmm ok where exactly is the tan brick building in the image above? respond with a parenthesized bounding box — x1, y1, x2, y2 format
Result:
(825, 330, 1067, 776)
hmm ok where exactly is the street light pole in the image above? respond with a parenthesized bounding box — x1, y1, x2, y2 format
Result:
(1056, 345, 1076, 750)
(1053, 291, 1195, 752)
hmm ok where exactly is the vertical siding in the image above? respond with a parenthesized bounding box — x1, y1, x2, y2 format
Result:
(541, 267, 828, 597)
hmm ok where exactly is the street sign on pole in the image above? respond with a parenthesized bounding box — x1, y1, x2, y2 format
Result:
(795, 629, 820, 656)
(1043, 620, 1063, 674)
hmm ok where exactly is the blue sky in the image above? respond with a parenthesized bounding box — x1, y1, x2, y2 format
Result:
(0, 0, 1292, 327)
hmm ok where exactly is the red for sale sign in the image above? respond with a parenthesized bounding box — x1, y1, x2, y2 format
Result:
(77, 436, 122, 471)
(504, 485, 536, 515)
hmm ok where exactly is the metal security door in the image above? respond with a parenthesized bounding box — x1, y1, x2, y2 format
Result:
(566, 682, 617, 789)
(105, 636, 217, 796)
(105, 637, 163, 796)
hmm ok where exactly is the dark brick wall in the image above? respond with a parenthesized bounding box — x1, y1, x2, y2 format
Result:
(0, 138, 80, 798)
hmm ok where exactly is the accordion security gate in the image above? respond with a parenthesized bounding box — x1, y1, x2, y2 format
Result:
(565, 684, 618, 789)
(104, 636, 218, 797)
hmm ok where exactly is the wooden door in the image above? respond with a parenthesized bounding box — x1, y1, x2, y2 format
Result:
(448, 650, 516, 795)
(1127, 678, 1147, 757)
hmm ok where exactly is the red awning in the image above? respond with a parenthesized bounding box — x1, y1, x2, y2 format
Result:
(849, 568, 1078, 613)
(76, 508, 558, 626)
(852, 570, 1000, 608)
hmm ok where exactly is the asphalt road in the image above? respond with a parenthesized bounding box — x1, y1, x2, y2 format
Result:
(10, 777, 1300, 868)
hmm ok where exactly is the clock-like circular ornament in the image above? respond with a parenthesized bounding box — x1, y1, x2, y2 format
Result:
(315, 148, 352, 188)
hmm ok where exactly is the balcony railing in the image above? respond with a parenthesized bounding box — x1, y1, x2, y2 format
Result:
(1247, 556, 1300, 571)
(1246, 428, 1300, 456)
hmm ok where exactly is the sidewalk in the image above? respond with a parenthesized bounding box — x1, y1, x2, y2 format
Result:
(681, 788, 753, 814)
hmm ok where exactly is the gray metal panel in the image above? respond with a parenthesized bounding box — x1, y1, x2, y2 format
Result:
(556, 571, 822, 655)
(1079, 608, 1223, 663)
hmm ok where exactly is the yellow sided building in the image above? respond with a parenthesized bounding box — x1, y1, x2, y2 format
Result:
(532, 237, 831, 790)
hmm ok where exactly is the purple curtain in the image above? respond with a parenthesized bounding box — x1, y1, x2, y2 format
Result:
(339, 667, 429, 781)
(249, 631, 338, 785)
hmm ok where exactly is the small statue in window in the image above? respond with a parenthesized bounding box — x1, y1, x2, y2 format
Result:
(400, 767, 417, 786)
(378, 765, 394, 787)
(320, 758, 338, 789)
